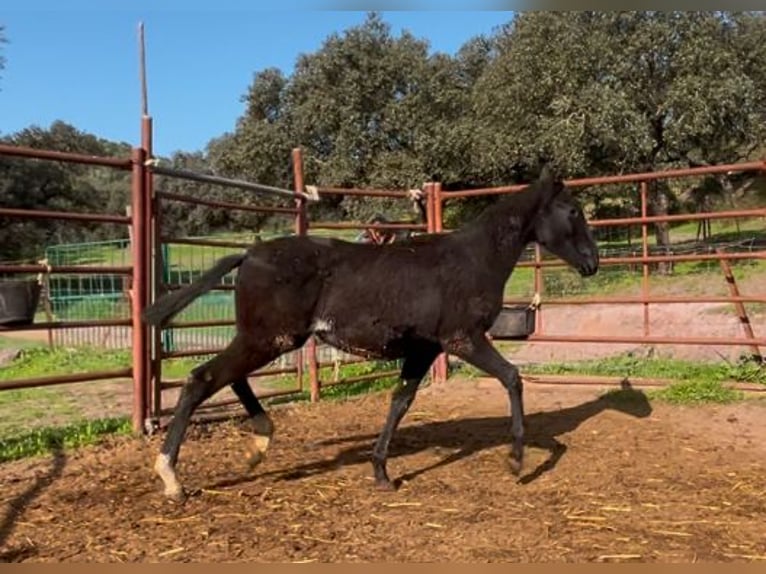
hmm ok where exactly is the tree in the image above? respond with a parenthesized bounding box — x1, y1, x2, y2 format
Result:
(218, 12, 491, 225)
(469, 11, 766, 271)
(206, 68, 298, 229)
(0, 121, 132, 261)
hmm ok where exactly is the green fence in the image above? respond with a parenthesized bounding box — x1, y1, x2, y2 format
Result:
(44, 238, 132, 348)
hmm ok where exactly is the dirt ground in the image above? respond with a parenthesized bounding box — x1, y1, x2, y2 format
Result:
(1, 377, 765, 563)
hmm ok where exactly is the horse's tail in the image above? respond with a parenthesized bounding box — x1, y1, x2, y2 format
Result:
(141, 252, 246, 326)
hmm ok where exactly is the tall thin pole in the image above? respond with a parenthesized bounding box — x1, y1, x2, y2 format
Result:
(138, 21, 157, 427)
(131, 147, 149, 434)
(640, 182, 650, 337)
(292, 148, 319, 401)
(433, 182, 448, 385)
(138, 21, 149, 118)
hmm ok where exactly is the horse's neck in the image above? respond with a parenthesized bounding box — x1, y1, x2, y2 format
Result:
(455, 190, 539, 279)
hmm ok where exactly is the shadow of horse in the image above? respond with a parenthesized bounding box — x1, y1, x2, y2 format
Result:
(0, 446, 67, 562)
(211, 387, 652, 491)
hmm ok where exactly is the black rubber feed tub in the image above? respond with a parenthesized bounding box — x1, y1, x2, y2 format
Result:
(487, 305, 536, 340)
(0, 279, 42, 327)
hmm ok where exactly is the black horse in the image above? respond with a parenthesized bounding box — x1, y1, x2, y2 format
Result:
(142, 166, 599, 501)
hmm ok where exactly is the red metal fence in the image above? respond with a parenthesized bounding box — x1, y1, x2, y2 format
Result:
(446, 164, 766, 347)
(0, 143, 139, 426)
(1, 138, 765, 435)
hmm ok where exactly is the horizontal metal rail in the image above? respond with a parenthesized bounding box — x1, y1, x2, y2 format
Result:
(156, 190, 299, 215)
(161, 283, 235, 292)
(161, 236, 254, 250)
(0, 143, 133, 169)
(440, 208, 765, 233)
(443, 160, 766, 199)
(313, 186, 414, 198)
(514, 250, 765, 269)
(161, 346, 227, 359)
(590, 208, 766, 228)
(0, 318, 132, 332)
(515, 374, 766, 393)
(165, 318, 235, 329)
(0, 263, 133, 275)
(502, 295, 766, 306)
(158, 385, 304, 419)
(309, 221, 428, 231)
(525, 334, 766, 346)
(0, 368, 133, 391)
(150, 164, 316, 201)
(0, 206, 132, 224)
(316, 357, 372, 369)
(159, 366, 297, 389)
(319, 369, 400, 386)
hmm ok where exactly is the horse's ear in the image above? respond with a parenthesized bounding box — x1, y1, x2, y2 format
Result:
(536, 164, 560, 205)
(539, 164, 553, 184)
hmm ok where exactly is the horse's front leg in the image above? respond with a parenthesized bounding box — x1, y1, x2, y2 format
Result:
(445, 334, 525, 474)
(371, 342, 441, 490)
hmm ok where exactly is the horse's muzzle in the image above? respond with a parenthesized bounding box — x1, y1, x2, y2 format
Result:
(579, 260, 599, 277)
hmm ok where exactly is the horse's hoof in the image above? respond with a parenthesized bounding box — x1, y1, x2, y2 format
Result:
(375, 479, 397, 492)
(164, 486, 188, 504)
(508, 457, 523, 476)
(245, 449, 264, 470)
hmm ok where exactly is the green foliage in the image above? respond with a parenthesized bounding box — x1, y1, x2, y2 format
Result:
(651, 379, 743, 405)
(0, 345, 202, 382)
(0, 346, 129, 381)
(0, 416, 132, 463)
(523, 352, 764, 405)
(0, 121, 132, 261)
(525, 351, 765, 383)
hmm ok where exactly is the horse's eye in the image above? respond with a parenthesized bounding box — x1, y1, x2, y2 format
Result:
(569, 207, 578, 218)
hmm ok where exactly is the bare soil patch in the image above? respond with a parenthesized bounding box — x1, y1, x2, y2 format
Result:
(1, 379, 765, 563)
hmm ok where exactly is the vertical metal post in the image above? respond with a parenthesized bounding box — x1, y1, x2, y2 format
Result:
(425, 181, 435, 234)
(640, 182, 650, 337)
(292, 147, 320, 401)
(141, 115, 158, 425)
(433, 182, 448, 385)
(130, 147, 149, 434)
(533, 242, 544, 334)
(138, 20, 157, 429)
(424, 183, 440, 385)
(292, 150, 305, 393)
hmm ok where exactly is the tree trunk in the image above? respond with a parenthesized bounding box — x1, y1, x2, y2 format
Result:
(648, 181, 673, 275)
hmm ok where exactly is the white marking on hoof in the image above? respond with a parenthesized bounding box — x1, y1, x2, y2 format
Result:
(154, 453, 184, 501)
(245, 414, 274, 469)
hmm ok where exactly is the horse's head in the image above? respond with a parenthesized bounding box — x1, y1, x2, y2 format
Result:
(532, 176, 599, 277)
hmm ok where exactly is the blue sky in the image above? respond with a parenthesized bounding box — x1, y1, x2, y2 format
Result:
(1, 7, 515, 157)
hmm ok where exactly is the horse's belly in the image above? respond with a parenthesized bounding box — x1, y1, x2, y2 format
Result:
(312, 317, 412, 360)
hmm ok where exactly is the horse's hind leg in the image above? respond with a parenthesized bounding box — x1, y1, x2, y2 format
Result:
(154, 334, 281, 501)
(230, 378, 274, 469)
